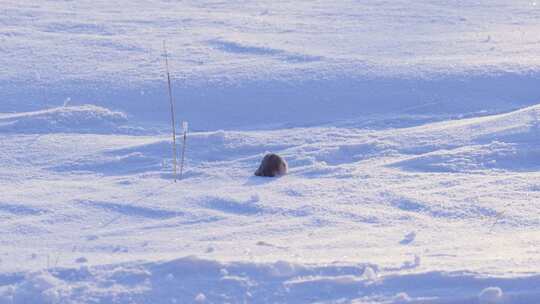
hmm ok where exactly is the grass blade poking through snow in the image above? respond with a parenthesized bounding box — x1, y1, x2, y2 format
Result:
(163, 40, 178, 182)
(180, 121, 188, 179)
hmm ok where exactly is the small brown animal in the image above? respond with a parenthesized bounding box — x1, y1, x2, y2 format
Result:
(254, 153, 288, 177)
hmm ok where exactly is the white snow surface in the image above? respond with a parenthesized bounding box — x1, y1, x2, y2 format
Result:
(3, 1, 540, 303)
(1, 105, 540, 302)
(3, 0, 540, 128)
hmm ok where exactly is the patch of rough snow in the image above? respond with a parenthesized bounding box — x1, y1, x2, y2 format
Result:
(0, 257, 539, 303)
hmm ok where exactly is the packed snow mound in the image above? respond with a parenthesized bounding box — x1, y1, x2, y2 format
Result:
(393, 104, 540, 147)
(393, 141, 540, 173)
(1, 256, 539, 303)
(388, 104, 540, 172)
(0, 105, 129, 134)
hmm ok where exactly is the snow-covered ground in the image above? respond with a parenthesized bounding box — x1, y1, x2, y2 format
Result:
(3, 0, 540, 128)
(2, 1, 540, 303)
(2, 104, 540, 303)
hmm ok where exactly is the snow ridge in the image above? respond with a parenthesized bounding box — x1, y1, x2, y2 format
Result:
(0, 105, 129, 134)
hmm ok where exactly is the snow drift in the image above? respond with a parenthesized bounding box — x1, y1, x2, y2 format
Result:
(390, 104, 540, 172)
(0, 105, 130, 134)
